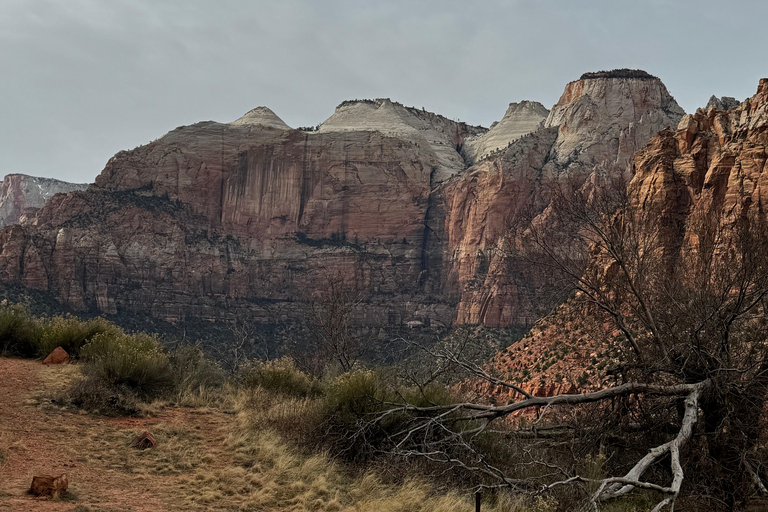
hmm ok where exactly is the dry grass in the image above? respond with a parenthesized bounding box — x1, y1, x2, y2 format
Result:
(59, 380, 549, 511)
(5, 358, 553, 511)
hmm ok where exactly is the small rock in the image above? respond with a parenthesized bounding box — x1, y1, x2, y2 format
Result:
(29, 473, 68, 497)
(130, 430, 156, 450)
(42, 347, 70, 365)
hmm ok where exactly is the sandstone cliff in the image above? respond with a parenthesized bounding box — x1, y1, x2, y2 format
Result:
(484, 77, 768, 394)
(0, 174, 87, 228)
(461, 101, 549, 163)
(0, 104, 481, 328)
(443, 71, 684, 326)
(0, 71, 689, 340)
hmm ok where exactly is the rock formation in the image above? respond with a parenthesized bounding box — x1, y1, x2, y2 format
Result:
(0, 101, 481, 329)
(461, 101, 549, 162)
(0, 71, 688, 340)
(706, 95, 740, 111)
(0, 174, 87, 228)
(485, 77, 768, 391)
(29, 473, 68, 497)
(42, 346, 70, 365)
(443, 71, 684, 326)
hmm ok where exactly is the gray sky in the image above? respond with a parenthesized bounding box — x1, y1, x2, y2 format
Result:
(1, 0, 766, 183)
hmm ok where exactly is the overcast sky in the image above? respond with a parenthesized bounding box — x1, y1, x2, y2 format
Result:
(1, 0, 766, 183)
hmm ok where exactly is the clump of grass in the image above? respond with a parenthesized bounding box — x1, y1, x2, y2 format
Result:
(168, 344, 227, 406)
(65, 377, 142, 416)
(236, 356, 321, 398)
(80, 331, 173, 398)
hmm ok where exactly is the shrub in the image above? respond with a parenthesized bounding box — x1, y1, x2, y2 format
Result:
(80, 332, 172, 399)
(38, 315, 121, 358)
(0, 302, 42, 357)
(319, 371, 467, 463)
(168, 344, 226, 404)
(65, 376, 141, 416)
(236, 357, 321, 398)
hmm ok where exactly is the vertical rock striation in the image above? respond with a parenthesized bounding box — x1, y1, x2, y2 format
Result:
(443, 71, 684, 326)
(0, 71, 693, 337)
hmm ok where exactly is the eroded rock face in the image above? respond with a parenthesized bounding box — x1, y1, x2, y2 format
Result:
(0, 174, 87, 228)
(0, 104, 480, 328)
(443, 72, 685, 326)
(484, 77, 768, 392)
(0, 71, 690, 336)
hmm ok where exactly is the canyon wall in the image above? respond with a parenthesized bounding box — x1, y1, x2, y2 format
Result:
(483, 77, 768, 392)
(0, 72, 689, 336)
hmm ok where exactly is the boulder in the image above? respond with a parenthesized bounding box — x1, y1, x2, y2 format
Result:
(29, 473, 68, 497)
(130, 430, 156, 450)
(42, 346, 69, 365)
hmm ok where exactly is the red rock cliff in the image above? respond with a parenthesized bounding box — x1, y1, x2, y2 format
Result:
(443, 73, 684, 326)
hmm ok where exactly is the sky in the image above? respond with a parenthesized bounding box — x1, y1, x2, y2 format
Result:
(1, 0, 767, 184)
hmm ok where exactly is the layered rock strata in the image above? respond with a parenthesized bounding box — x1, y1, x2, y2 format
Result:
(444, 72, 684, 326)
(0, 72, 688, 335)
(485, 77, 768, 393)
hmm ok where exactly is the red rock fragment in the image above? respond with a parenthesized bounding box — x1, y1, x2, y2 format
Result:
(42, 346, 70, 365)
(29, 473, 68, 497)
(130, 430, 157, 450)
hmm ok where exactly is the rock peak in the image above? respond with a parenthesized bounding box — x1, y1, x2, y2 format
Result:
(755, 78, 768, 103)
(706, 95, 740, 111)
(231, 106, 291, 130)
(579, 69, 658, 81)
(462, 101, 548, 162)
(544, 71, 684, 168)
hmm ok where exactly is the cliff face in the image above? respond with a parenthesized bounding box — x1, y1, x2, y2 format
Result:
(0, 105, 480, 327)
(484, 77, 768, 393)
(443, 74, 684, 326)
(0, 72, 690, 335)
(0, 174, 87, 228)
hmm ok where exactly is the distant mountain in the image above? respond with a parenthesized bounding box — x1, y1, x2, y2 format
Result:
(0, 70, 687, 343)
(0, 174, 87, 228)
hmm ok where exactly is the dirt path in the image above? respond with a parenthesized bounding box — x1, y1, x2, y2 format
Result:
(0, 358, 233, 512)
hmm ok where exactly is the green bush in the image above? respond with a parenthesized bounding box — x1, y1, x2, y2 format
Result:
(169, 343, 226, 394)
(80, 332, 172, 399)
(0, 302, 42, 357)
(236, 356, 321, 398)
(319, 371, 465, 463)
(38, 315, 121, 358)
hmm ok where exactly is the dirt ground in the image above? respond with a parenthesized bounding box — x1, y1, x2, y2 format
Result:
(0, 357, 233, 512)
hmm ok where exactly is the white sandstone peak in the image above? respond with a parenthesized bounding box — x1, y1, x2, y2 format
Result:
(462, 101, 549, 163)
(231, 106, 291, 130)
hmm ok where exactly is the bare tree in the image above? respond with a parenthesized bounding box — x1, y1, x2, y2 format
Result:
(359, 175, 768, 511)
(303, 272, 365, 375)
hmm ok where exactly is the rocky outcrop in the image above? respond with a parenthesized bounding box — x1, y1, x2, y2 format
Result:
(444, 72, 685, 326)
(706, 95, 740, 111)
(29, 474, 68, 497)
(543, 72, 684, 170)
(42, 346, 70, 365)
(0, 71, 690, 338)
(461, 101, 549, 163)
(485, 77, 768, 392)
(0, 174, 87, 228)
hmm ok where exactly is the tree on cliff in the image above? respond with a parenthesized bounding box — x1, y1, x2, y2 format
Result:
(362, 175, 768, 511)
